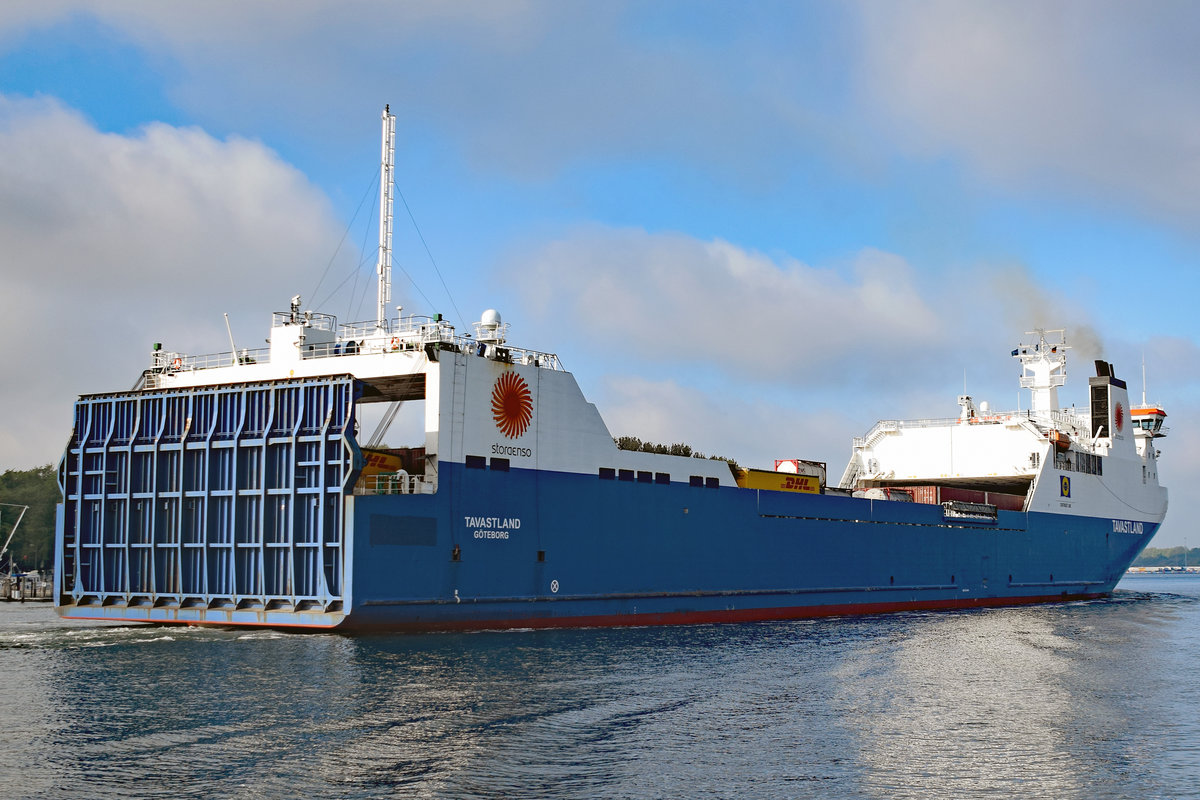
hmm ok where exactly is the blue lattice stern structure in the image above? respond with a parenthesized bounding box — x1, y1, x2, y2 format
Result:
(57, 376, 361, 627)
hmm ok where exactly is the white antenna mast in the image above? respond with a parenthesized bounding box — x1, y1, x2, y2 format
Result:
(376, 105, 396, 332)
(1142, 351, 1147, 406)
(223, 313, 237, 353)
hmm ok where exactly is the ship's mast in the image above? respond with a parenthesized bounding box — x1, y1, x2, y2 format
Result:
(1142, 352, 1147, 406)
(1013, 328, 1069, 414)
(376, 105, 396, 332)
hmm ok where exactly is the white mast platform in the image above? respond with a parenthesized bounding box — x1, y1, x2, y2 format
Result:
(1013, 328, 1069, 415)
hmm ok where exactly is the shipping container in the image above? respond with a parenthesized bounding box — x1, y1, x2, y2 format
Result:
(737, 468, 821, 493)
(906, 485, 1025, 512)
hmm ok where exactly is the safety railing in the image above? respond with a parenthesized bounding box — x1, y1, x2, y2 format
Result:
(353, 472, 437, 496)
(851, 409, 1096, 453)
(151, 347, 268, 372)
(144, 314, 564, 379)
(272, 310, 337, 330)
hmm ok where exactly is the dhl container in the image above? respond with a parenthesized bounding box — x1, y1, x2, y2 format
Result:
(360, 447, 426, 477)
(737, 468, 821, 493)
(361, 448, 404, 478)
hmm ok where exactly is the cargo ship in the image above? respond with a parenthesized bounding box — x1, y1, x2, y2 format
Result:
(53, 109, 1169, 631)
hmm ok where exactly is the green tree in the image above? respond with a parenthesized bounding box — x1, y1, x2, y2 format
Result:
(0, 465, 58, 572)
(614, 436, 738, 471)
(1132, 546, 1200, 568)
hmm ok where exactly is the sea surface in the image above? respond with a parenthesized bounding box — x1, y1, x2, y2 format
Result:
(0, 575, 1198, 799)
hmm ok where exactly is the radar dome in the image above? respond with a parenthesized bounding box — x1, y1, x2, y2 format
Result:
(480, 309, 502, 329)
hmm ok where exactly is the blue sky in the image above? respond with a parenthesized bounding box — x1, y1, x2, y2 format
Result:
(1, 1, 1198, 546)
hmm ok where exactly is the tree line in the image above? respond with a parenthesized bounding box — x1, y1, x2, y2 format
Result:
(1132, 546, 1200, 568)
(0, 465, 57, 572)
(614, 436, 739, 470)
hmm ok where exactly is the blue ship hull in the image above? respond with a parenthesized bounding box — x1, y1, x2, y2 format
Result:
(336, 463, 1152, 630)
(56, 456, 1153, 631)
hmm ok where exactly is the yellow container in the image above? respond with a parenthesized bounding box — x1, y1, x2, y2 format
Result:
(361, 448, 403, 477)
(736, 468, 821, 493)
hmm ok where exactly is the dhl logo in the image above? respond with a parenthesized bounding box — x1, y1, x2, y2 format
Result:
(364, 452, 398, 468)
(780, 475, 820, 492)
(361, 449, 403, 477)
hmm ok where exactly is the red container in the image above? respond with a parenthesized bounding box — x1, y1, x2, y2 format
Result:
(986, 492, 1025, 511)
(940, 486, 986, 504)
(905, 485, 1025, 511)
(910, 486, 939, 505)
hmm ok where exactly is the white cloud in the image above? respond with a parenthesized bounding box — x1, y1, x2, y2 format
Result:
(595, 375, 859, 477)
(499, 225, 1115, 411)
(0, 1, 77, 40)
(0, 96, 354, 468)
(9, 2, 1200, 231)
(506, 226, 944, 383)
(854, 0, 1200, 223)
(0, 2, 861, 186)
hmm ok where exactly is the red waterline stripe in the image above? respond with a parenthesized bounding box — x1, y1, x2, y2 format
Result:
(59, 592, 1107, 633)
(344, 593, 1107, 632)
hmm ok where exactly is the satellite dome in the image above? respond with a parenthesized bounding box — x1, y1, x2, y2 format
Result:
(480, 309, 502, 329)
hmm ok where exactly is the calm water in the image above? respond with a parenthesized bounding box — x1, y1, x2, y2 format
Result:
(1, 576, 1198, 799)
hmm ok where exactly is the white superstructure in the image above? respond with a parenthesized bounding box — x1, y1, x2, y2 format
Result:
(139, 302, 733, 490)
(839, 329, 1168, 525)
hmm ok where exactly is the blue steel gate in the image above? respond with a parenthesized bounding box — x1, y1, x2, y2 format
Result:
(57, 375, 359, 624)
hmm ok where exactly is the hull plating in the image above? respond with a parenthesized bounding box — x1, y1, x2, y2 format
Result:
(324, 463, 1149, 630)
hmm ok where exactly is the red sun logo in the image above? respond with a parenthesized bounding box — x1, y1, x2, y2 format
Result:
(491, 372, 533, 439)
(1114, 402, 1124, 432)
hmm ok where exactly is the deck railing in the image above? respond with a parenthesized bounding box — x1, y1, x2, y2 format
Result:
(353, 472, 437, 495)
(852, 409, 1092, 450)
(147, 313, 563, 378)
